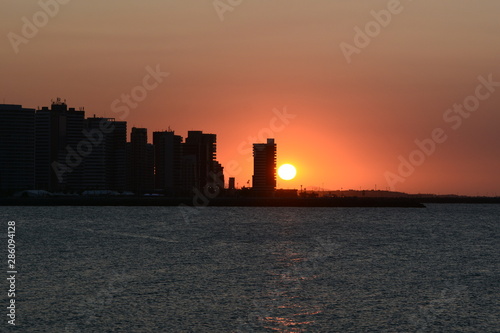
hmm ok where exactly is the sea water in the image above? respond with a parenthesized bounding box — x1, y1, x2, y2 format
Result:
(1, 204, 498, 332)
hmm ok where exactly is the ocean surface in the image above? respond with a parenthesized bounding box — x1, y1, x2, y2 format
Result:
(1, 204, 499, 332)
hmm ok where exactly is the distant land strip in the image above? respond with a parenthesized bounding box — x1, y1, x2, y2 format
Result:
(0, 196, 428, 207)
(2, 195, 500, 207)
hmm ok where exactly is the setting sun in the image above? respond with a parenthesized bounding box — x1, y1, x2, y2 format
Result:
(278, 164, 297, 181)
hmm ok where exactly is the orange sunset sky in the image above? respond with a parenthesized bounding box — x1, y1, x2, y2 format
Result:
(1, 0, 499, 195)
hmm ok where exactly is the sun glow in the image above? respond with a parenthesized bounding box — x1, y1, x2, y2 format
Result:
(278, 164, 297, 181)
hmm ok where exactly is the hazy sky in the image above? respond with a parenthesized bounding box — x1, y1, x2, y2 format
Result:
(2, 0, 499, 195)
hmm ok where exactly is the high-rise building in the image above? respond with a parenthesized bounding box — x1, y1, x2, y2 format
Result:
(153, 130, 183, 195)
(35, 98, 85, 192)
(0, 104, 36, 192)
(127, 127, 154, 194)
(183, 131, 222, 192)
(82, 116, 127, 190)
(1, 99, 229, 197)
(145, 143, 155, 192)
(252, 138, 276, 195)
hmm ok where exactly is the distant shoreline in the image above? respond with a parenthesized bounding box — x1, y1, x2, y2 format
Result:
(0, 196, 415, 207)
(2, 196, 499, 207)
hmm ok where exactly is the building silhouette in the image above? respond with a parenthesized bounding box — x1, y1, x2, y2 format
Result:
(0, 104, 36, 192)
(183, 131, 223, 193)
(127, 127, 154, 194)
(82, 116, 127, 190)
(252, 138, 276, 195)
(153, 130, 225, 196)
(35, 98, 85, 191)
(0, 100, 226, 197)
(153, 130, 183, 195)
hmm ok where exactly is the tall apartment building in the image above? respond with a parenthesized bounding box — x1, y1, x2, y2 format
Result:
(184, 131, 220, 192)
(1, 100, 228, 197)
(153, 130, 183, 195)
(127, 127, 154, 194)
(252, 138, 277, 195)
(82, 116, 127, 190)
(0, 104, 36, 192)
(35, 98, 85, 192)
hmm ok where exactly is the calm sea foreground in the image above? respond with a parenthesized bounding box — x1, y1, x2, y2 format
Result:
(1, 204, 498, 332)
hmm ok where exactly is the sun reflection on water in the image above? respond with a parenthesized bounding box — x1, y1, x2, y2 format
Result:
(257, 244, 326, 332)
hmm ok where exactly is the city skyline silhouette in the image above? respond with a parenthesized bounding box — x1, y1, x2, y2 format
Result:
(1, 3, 499, 332)
(2, 1, 500, 196)
(1, 95, 499, 198)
